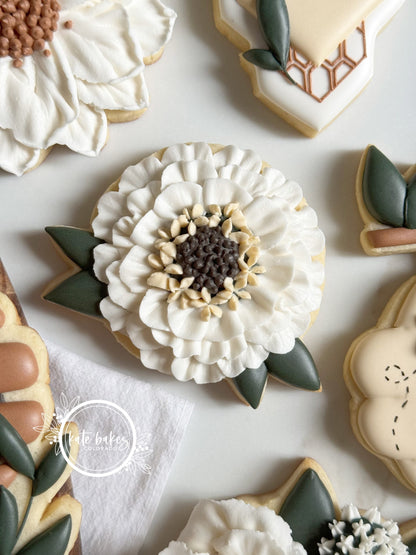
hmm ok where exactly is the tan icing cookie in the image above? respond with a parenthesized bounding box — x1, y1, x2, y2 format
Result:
(0, 0, 177, 176)
(356, 145, 416, 256)
(344, 275, 416, 493)
(159, 458, 416, 553)
(213, 0, 405, 137)
(43, 142, 325, 408)
(0, 291, 81, 553)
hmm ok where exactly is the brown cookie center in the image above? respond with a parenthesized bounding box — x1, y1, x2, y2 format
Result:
(175, 225, 240, 295)
(0, 0, 61, 67)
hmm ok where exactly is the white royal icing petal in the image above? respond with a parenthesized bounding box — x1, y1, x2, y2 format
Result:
(0, 128, 42, 176)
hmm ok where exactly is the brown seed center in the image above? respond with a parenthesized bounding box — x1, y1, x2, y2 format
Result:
(0, 0, 61, 67)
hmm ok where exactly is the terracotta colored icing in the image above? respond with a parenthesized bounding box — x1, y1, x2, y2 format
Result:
(0, 342, 39, 392)
(239, 0, 382, 65)
(0, 400, 44, 443)
(350, 284, 416, 462)
(367, 227, 416, 248)
(0, 464, 17, 487)
(0, 308, 5, 328)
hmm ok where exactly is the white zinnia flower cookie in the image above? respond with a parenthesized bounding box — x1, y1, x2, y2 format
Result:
(43, 142, 325, 407)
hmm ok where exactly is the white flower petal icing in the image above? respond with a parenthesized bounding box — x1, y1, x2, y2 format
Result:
(0, 0, 176, 174)
(159, 499, 307, 555)
(0, 128, 42, 176)
(92, 143, 324, 383)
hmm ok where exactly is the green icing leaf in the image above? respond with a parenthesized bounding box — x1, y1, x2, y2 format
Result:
(31, 434, 71, 497)
(44, 270, 107, 318)
(362, 146, 407, 228)
(243, 48, 283, 71)
(405, 176, 416, 229)
(0, 414, 35, 479)
(45, 226, 103, 270)
(279, 468, 336, 553)
(0, 485, 18, 555)
(232, 364, 268, 409)
(15, 514, 72, 555)
(265, 339, 320, 391)
(407, 536, 416, 555)
(257, 0, 290, 69)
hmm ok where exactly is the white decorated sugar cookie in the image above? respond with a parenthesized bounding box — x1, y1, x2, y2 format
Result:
(43, 142, 325, 408)
(0, 0, 176, 176)
(345, 275, 416, 493)
(213, 0, 405, 137)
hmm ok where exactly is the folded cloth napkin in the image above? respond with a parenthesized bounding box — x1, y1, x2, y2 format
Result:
(45, 340, 194, 555)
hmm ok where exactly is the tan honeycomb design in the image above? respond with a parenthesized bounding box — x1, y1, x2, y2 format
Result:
(287, 22, 367, 102)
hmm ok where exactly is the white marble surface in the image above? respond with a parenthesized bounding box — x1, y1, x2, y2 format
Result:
(1, 1, 416, 553)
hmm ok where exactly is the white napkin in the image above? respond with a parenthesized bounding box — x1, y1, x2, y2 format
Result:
(45, 340, 194, 555)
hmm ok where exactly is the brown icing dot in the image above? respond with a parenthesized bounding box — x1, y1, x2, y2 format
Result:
(0, 0, 61, 65)
(0, 400, 44, 443)
(0, 342, 39, 392)
(0, 464, 17, 487)
(368, 227, 416, 249)
(63, 19, 72, 29)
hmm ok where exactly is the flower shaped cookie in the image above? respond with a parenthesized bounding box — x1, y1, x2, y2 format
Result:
(345, 275, 416, 493)
(43, 142, 325, 407)
(0, 0, 176, 175)
(159, 459, 416, 554)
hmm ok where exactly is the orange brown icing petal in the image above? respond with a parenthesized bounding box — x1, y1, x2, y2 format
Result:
(0, 464, 17, 487)
(0, 400, 44, 443)
(367, 228, 416, 249)
(0, 342, 39, 392)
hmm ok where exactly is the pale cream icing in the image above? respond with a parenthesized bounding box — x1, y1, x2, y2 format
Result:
(216, 0, 405, 135)
(350, 281, 416, 488)
(92, 142, 325, 384)
(0, 0, 176, 176)
(238, 0, 384, 66)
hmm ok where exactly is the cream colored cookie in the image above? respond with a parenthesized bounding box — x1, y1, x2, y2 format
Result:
(43, 142, 325, 408)
(213, 0, 405, 137)
(356, 144, 416, 256)
(159, 458, 416, 553)
(344, 275, 416, 493)
(0, 292, 81, 554)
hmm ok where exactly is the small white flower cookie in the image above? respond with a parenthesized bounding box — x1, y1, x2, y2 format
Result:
(344, 275, 416, 493)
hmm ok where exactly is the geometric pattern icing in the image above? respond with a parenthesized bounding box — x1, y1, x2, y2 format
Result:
(287, 22, 367, 102)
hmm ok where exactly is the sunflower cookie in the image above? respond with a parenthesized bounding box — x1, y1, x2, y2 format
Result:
(213, 0, 405, 137)
(0, 290, 81, 553)
(356, 145, 416, 255)
(0, 0, 176, 176)
(159, 458, 416, 554)
(344, 275, 416, 493)
(43, 142, 325, 408)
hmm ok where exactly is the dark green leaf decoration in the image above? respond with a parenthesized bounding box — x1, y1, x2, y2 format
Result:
(257, 0, 290, 68)
(0, 485, 18, 555)
(0, 414, 35, 479)
(279, 468, 336, 553)
(407, 535, 416, 555)
(32, 434, 71, 497)
(265, 339, 320, 391)
(232, 363, 268, 409)
(45, 226, 103, 270)
(43, 270, 107, 318)
(243, 48, 283, 71)
(362, 146, 407, 228)
(405, 177, 416, 229)
(16, 514, 72, 555)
